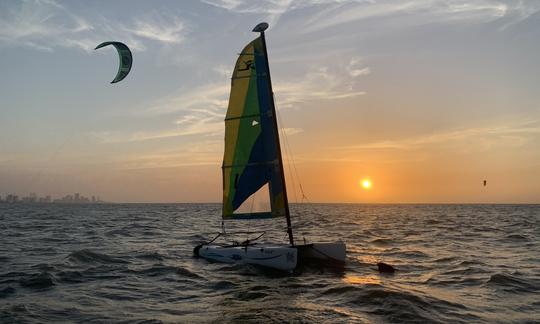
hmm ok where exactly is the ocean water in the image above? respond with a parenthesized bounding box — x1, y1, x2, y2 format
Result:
(0, 203, 539, 323)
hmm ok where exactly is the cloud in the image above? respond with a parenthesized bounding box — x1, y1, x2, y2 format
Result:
(129, 15, 185, 43)
(338, 119, 540, 151)
(274, 59, 369, 109)
(0, 0, 92, 51)
(202, 0, 295, 25)
(143, 83, 230, 116)
(348, 57, 371, 77)
(135, 52, 368, 116)
(201, 0, 244, 11)
(212, 65, 233, 77)
(93, 72, 311, 143)
(498, 1, 540, 30)
(104, 127, 304, 169)
(115, 140, 223, 170)
(138, 51, 369, 119)
(92, 115, 222, 143)
(0, 0, 188, 52)
(281, 127, 304, 136)
(92, 81, 229, 143)
(298, 0, 540, 33)
(94, 124, 221, 143)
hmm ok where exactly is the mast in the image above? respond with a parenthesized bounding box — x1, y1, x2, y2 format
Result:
(253, 22, 294, 246)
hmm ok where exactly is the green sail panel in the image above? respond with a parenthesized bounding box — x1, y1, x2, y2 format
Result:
(222, 37, 286, 220)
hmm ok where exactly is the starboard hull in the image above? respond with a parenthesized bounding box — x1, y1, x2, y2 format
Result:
(196, 244, 298, 271)
(297, 241, 346, 263)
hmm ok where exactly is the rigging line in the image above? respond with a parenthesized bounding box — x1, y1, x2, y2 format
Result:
(275, 105, 309, 204)
(246, 191, 256, 242)
(284, 130, 309, 203)
(286, 127, 309, 203)
(280, 132, 296, 203)
(275, 108, 299, 199)
(272, 100, 295, 203)
(275, 106, 298, 204)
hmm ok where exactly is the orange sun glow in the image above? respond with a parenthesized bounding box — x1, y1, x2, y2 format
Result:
(361, 179, 372, 190)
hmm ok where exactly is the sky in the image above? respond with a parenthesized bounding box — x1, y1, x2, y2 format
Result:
(1, 0, 539, 203)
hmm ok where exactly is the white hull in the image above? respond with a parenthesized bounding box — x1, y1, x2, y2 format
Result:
(197, 244, 297, 271)
(195, 241, 346, 271)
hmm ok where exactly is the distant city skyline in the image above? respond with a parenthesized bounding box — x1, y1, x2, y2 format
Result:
(1, 1, 539, 203)
(0, 192, 104, 203)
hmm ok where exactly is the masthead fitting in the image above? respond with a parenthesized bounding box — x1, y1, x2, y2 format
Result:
(252, 22, 269, 33)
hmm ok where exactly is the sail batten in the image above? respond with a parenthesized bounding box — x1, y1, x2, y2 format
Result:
(224, 113, 265, 121)
(222, 160, 278, 169)
(222, 36, 287, 220)
(226, 212, 274, 220)
(231, 73, 268, 80)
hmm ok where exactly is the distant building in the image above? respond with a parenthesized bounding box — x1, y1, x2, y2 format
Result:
(5, 194, 19, 203)
(21, 193, 38, 203)
(2, 192, 103, 204)
(38, 195, 51, 203)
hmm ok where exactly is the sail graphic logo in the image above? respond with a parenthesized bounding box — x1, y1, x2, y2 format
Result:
(238, 60, 254, 71)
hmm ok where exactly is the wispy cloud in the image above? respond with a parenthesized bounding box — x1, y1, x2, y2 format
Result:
(202, 0, 294, 25)
(338, 119, 540, 151)
(499, 1, 540, 30)
(129, 14, 186, 43)
(115, 140, 222, 170)
(95, 126, 303, 169)
(127, 50, 369, 130)
(93, 70, 313, 143)
(0, 0, 91, 51)
(143, 83, 229, 116)
(92, 82, 229, 143)
(0, 0, 188, 52)
(348, 57, 371, 77)
(94, 101, 306, 145)
(281, 127, 304, 136)
(121, 51, 368, 140)
(288, 0, 540, 35)
(92, 122, 222, 144)
(92, 108, 223, 143)
(274, 58, 369, 109)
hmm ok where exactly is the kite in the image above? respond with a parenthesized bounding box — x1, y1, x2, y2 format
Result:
(95, 41, 132, 84)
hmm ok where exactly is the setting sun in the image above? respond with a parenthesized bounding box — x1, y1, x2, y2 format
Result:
(361, 179, 372, 190)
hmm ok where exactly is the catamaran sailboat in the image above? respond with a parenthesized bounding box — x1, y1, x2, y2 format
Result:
(193, 23, 346, 271)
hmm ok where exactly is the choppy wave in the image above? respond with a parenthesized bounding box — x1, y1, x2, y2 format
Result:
(0, 287, 16, 298)
(0, 203, 538, 322)
(487, 273, 540, 293)
(19, 272, 56, 289)
(67, 249, 129, 264)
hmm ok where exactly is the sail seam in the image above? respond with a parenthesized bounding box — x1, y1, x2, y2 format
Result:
(231, 73, 268, 80)
(222, 160, 278, 168)
(225, 113, 262, 121)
